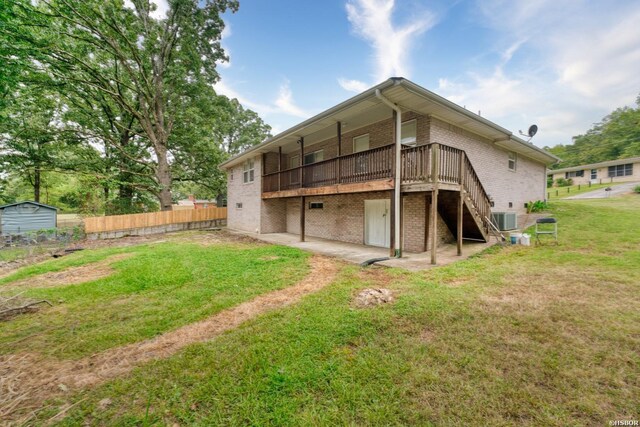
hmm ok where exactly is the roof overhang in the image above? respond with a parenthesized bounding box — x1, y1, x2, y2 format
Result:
(220, 78, 560, 169)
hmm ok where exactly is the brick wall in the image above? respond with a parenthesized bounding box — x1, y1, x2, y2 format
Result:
(402, 193, 453, 252)
(430, 117, 546, 213)
(226, 155, 262, 233)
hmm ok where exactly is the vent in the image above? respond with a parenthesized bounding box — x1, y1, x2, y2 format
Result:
(491, 212, 517, 231)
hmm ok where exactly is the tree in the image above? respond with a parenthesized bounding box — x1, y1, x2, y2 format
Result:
(0, 87, 65, 202)
(547, 95, 640, 168)
(4, 0, 239, 210)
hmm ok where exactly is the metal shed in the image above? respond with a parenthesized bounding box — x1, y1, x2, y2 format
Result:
(0, 201, 58, 235)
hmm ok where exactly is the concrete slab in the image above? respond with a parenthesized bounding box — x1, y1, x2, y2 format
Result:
(230, 230, 496, 272)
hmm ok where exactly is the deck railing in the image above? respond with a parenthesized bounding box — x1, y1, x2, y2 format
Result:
(262, 142, 492, 234)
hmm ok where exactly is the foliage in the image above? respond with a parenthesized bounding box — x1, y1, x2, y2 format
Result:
(634, 185, 640, 194)
(526, 200, 547, 213)
(1, 0, 270, 213)
(554, 177, 573, 187)
(546, 94, 640, 168)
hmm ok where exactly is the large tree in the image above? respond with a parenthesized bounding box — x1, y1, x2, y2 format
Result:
(4, 0, 239, 210)
(547, 95, 640, 168)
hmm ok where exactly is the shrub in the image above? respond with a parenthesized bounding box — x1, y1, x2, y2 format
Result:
(554, 177, 574, 187)
(634, 185, 640, 194)
(527, 200, 548, 213)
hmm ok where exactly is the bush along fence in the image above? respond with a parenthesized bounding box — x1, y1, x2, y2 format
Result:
(84, 207, 227, 239)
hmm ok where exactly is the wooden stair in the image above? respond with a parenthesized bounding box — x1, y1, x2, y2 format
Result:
(437, 190, 490, 242)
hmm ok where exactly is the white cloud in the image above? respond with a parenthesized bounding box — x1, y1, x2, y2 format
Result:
(214, 79, 310, 120)
(345, 0, 437, 83)
(338, 78, 369, 93)
(437, 0, 640, 146)
(217, 23, 233, 69)
(274, 81, 309, 118)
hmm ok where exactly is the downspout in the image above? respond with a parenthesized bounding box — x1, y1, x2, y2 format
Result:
(375, 89, 402, 258)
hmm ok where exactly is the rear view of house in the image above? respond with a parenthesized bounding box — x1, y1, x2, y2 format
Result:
(220, 78, 558, 264)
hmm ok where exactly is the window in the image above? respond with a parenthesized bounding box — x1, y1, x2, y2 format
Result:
(401, 119, 417, 146)
(353, 134, 370, 153)
(230, 171, 234, 181)
(289, 155, 299, 169)
(242, 159, 255, 184)
(590, 169, 597, 180)
(608, 163, 633, 177)
(508, 152, 517, 171)
(309, 202, 324, 209)
(235, 202, 243, 209)
(304, 149, 324, 165)
(565, 170, 584, 178)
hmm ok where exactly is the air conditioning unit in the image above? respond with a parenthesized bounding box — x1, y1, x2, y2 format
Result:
(491, 212, 517, 231)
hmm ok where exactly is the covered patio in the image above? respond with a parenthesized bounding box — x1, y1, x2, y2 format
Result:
(233, 231, 495, 272)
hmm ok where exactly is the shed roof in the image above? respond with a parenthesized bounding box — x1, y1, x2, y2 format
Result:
(0, 201, 58, 211)
(220, 77, 560, 169)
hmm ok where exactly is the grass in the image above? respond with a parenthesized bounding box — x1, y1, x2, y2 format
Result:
(35, 196, 639, 425)
(3, 198, 638, 425)
(546, 182, 613, 199)
(0, 241, 310, 359)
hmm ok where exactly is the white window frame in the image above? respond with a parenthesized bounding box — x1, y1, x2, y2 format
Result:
(508, 152, 517, 171)
(243, 159, 255, 184)
(303, 149, 324, 165)
(401, 119, 417, 146)
(289, 155, 300, 169)
(353, 134, 370, 153)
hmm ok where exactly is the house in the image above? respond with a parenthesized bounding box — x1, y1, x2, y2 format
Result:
(173, 195, 217, 210)
(548, 156, 640, 186)
(220, 78, 559, 263)
(0, 201, 58, 235)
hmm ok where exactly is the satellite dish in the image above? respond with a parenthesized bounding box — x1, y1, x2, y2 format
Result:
(518, 124, 538, 142)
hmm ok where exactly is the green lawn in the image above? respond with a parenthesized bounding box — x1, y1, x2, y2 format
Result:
(3, 197, 639, 425)
(546, 182, 613, 199)
(35, 196, 638, 426)
(0, 241, 309, 359)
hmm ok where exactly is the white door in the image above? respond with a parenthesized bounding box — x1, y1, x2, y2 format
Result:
(364, 199, 390, 248)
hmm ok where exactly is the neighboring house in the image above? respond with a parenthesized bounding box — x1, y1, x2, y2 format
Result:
(0, 201, 58, 235)
(220, 78, 559, 263)
(548, 156, 640, 186)
(173, 195, 217, 210)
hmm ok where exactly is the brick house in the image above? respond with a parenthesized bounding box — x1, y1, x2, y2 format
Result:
(548, 156, 640, 186)
(220, 78, 558, 263)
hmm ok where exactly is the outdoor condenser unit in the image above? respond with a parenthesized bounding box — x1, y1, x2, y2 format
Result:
(491, 212, 518, 231)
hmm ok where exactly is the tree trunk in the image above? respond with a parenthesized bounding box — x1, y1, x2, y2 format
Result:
(34, 166, 41, 203)
(155, 145, 173, 211)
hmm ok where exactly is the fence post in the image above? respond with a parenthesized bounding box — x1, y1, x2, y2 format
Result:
(578, 184, 581, 190)
(556, 190, 558, 196)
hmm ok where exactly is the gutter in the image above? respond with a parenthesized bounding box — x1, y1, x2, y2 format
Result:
(375, 88, 402, 258)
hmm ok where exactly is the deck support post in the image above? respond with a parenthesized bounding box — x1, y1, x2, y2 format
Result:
(278, 146, 282, 191)
(430, 143, 440, 265)
(389, 188, 396, 257)
(424, 193, 430, 251)
(300, 196, 305, 242)
(457, 151, 465, 256)
(299, 137, 304, 188)
(337, 121, 342, 184)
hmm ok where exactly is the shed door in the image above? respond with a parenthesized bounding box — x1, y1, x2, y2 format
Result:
(364, 199, 390, 248)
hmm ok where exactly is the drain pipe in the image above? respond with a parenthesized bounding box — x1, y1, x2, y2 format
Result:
(376, 89, 402, 258)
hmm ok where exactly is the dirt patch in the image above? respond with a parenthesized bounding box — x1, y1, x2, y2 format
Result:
(354, 288, 394, 308)
(258, 255, 281, 261)
(479, 266, 639, 313)
(1, 253, 134, 291)
(0, 255, 340, 425)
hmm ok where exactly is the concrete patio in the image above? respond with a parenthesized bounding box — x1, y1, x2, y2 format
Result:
(231, 230, 496, 271)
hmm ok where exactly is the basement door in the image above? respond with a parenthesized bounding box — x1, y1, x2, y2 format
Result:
(364, 199, 390, 248)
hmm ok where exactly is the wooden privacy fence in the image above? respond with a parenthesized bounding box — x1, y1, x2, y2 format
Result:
(83, 207, 227, 233)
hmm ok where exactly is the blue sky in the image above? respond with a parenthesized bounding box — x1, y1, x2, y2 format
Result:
(208, 0, 640, 148)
